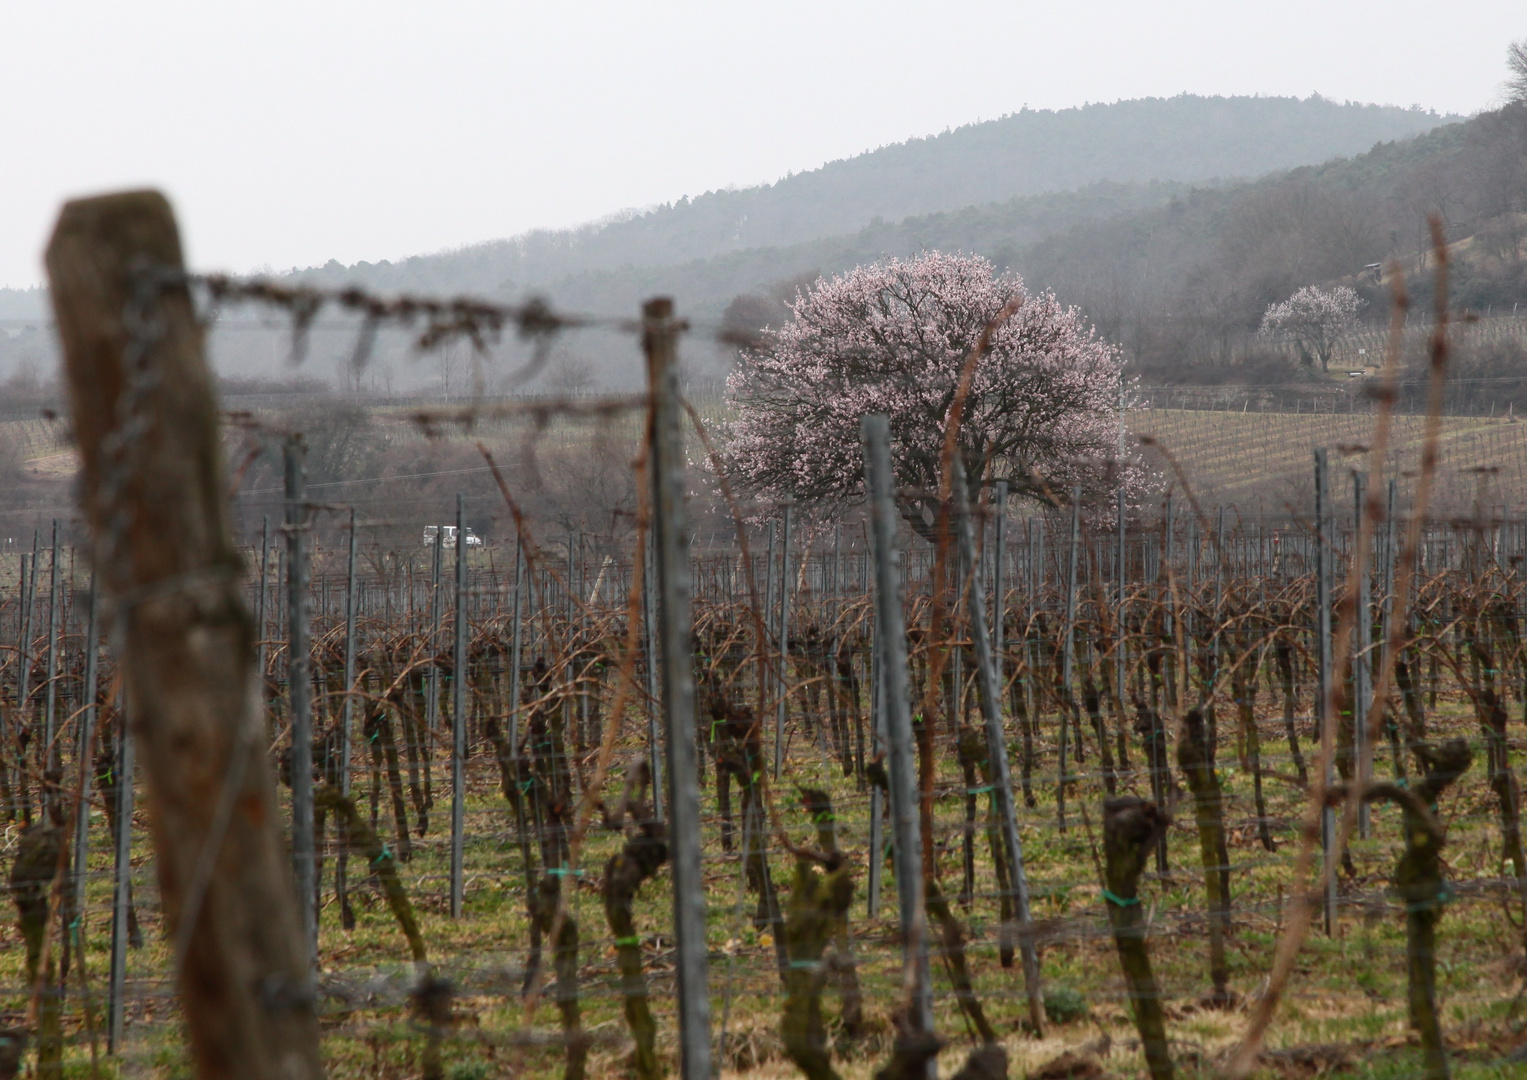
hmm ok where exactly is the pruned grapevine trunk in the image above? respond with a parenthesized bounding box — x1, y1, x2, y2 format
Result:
(780, 791, 857, 1080)
(10, 821, 63, 1080)
(601, 761, 667, 1080)
(1177, 709, 1232, 1007)
(1275, 634, 1308, 787)
(1101, 795, 1174, 1080)
(315, 784, 426, 964)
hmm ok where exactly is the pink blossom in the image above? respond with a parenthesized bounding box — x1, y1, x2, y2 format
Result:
(723, 252, 1136, 538)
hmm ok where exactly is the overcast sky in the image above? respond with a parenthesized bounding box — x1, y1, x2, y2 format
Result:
(2, 0, 1521, 288)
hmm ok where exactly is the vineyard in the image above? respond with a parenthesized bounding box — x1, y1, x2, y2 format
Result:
(1128, 408, 1527, 514)
(8, 403, 1527, 547)
(5, 191, 1527, 1080)
(7, 463, 1527, 1080)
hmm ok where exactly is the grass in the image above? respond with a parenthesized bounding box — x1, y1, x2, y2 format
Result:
(4, 682, 1525, 1080)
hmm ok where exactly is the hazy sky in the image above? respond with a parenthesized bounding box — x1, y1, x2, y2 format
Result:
(2, 0, 1521, 288)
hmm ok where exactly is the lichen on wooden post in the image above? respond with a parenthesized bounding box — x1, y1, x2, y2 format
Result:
(47, 189, 321, 1080)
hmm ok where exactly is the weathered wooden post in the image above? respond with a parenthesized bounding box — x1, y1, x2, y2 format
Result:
(47, 189, 321, 1080)
(1177, 708, 1231, 1006)
(643, 297, 712, 1080)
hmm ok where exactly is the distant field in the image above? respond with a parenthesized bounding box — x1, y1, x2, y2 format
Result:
(1130, 408, 1527, 517)
(2, 405, 1525, 534)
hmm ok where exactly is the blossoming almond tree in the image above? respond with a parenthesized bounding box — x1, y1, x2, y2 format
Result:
(1259, 284, 1365, 372)
(724, 252, 1132, 541)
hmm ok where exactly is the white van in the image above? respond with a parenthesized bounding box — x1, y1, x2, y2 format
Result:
(421, 524, 483, 548)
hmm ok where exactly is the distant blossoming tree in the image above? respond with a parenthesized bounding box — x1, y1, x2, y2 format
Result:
(1259, 285, 1366, 371)
(723, 252, 1132, 542)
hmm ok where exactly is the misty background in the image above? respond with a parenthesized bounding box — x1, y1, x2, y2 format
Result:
(5, 92, 1522, 394)
(1, 4, 1524, 544)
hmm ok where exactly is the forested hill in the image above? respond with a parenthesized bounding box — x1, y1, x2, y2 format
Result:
(288, 95, 1451, 297)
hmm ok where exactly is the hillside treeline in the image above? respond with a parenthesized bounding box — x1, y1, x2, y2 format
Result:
(1023, 103, 1527, 379)
(5, 96, 1516, 395)
(280, 95, 1448, 297)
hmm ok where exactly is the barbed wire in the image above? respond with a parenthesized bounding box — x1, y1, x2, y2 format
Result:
(10, 250, 1527, 1080)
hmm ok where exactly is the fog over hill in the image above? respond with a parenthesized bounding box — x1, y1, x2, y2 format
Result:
(285, 95, 1452, 299)
(0, 94, 1471, 391)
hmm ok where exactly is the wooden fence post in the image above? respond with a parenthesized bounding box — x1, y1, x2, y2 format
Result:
(47, 189, 322, 1080)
